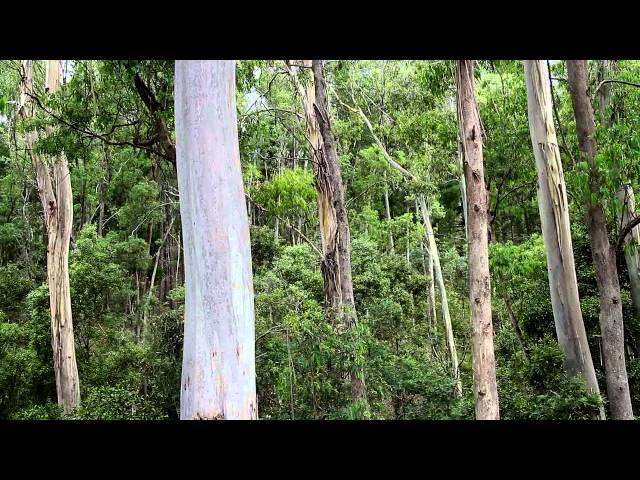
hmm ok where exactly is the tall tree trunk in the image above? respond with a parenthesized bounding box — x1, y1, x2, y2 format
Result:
(566, 60, 633, 420)
(384, 170, 394, 252)
(618, 185, 640, 320)
(286, 60, 369, 411)
(523, 60, 604, 418)
(458, 134, 469, 241)
(310, 60, 368, 409)
(18, 60, 80, 414)
(418, 195, 462, 397)
(456, 60, 500, 419)
(175, 60, 257, 420)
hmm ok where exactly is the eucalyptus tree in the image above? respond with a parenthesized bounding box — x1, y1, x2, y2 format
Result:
(523, 60, 603, 418)
(175, 60, 257, 420)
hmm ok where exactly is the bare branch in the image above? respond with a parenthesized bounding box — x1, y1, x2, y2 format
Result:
(595, 79, 640, 95)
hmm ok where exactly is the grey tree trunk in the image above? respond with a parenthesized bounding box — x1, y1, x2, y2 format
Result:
(384, 170, 394, 252)
(566, 60, 633, 420)
(456, 60, 500, 420)
(418, 195, 462, 397)
(618, 185, 640, 320)
(18, 60, 80, 415)
(523, 60, 603, 417)
(175, 60, 257, 420)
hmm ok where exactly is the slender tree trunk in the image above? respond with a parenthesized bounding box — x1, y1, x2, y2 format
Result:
(566, 60, 633, 420)
(384, 170, 394, 252)
(406, 205, 411, 266)
(286, 60, 368, 411)
(523, 60, 604, 418)
(618, 185, 640, 319)
(419, 195, 462, 397)
(175, 60, 257, 420)
(503, 291, 528, 358)
(18, 60, 80, 414)
(456, 60, 499, 420)
(458, 134, 469, 241)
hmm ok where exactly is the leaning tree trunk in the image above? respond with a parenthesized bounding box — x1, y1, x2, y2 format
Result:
(618, 185, 640, 320)
(456, 60, 499, 420)
(310, 60, 368, 408)
(175, 60, 257, 420)
(333, 87, 462, 397)
(523, 60, 603, 418)
(566, 60, 633, 420)
(18, 60, 80, 414)
(418, 195, 462, 397)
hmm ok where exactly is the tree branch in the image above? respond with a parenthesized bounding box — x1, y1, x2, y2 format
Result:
(595, 79, 640, 95)
(616, 215, 640, 254)
(24, 91, 167, 159)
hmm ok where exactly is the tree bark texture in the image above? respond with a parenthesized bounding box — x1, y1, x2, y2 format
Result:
(175, 60, 257, 420)
(18, 60, 80, 414)
(523, 60, 603, 415)
(566, 59, 633, 420)
(456, 60, 500, 420)
(310, 60, 368, 406)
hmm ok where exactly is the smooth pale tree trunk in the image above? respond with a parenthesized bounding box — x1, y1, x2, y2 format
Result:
(566, 60, 633, 420)
(618, 185, 640, 319)
(175, 60, 257, 420)
(456, 60, 499, 419)
(418, 195, 462, 397)
(18, 60, 80, 414)
(523, 60, 604, 418)
(384, 170, 394, 252)
(428, 245, 437, 327)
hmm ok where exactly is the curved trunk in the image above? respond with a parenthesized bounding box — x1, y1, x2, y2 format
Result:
(176, 60, 257, 420)
(419, 195, 462, 397)
(523, 60, 603, 417)
(19, 60, 80, 414)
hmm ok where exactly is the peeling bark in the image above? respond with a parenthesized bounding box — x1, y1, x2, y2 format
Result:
(18, 60, 80, 414)
(524, 60, 603, 418)
(287, 60, 369, 409)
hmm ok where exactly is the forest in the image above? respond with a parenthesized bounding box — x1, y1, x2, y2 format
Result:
(1, 59, 640, 420)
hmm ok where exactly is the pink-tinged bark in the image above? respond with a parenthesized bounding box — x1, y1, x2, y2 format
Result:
(175, 60, 257, 420)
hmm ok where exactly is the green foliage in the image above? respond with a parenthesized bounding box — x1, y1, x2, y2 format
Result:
(496, 334, 603, 419)
(3, 59, 639, 420)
